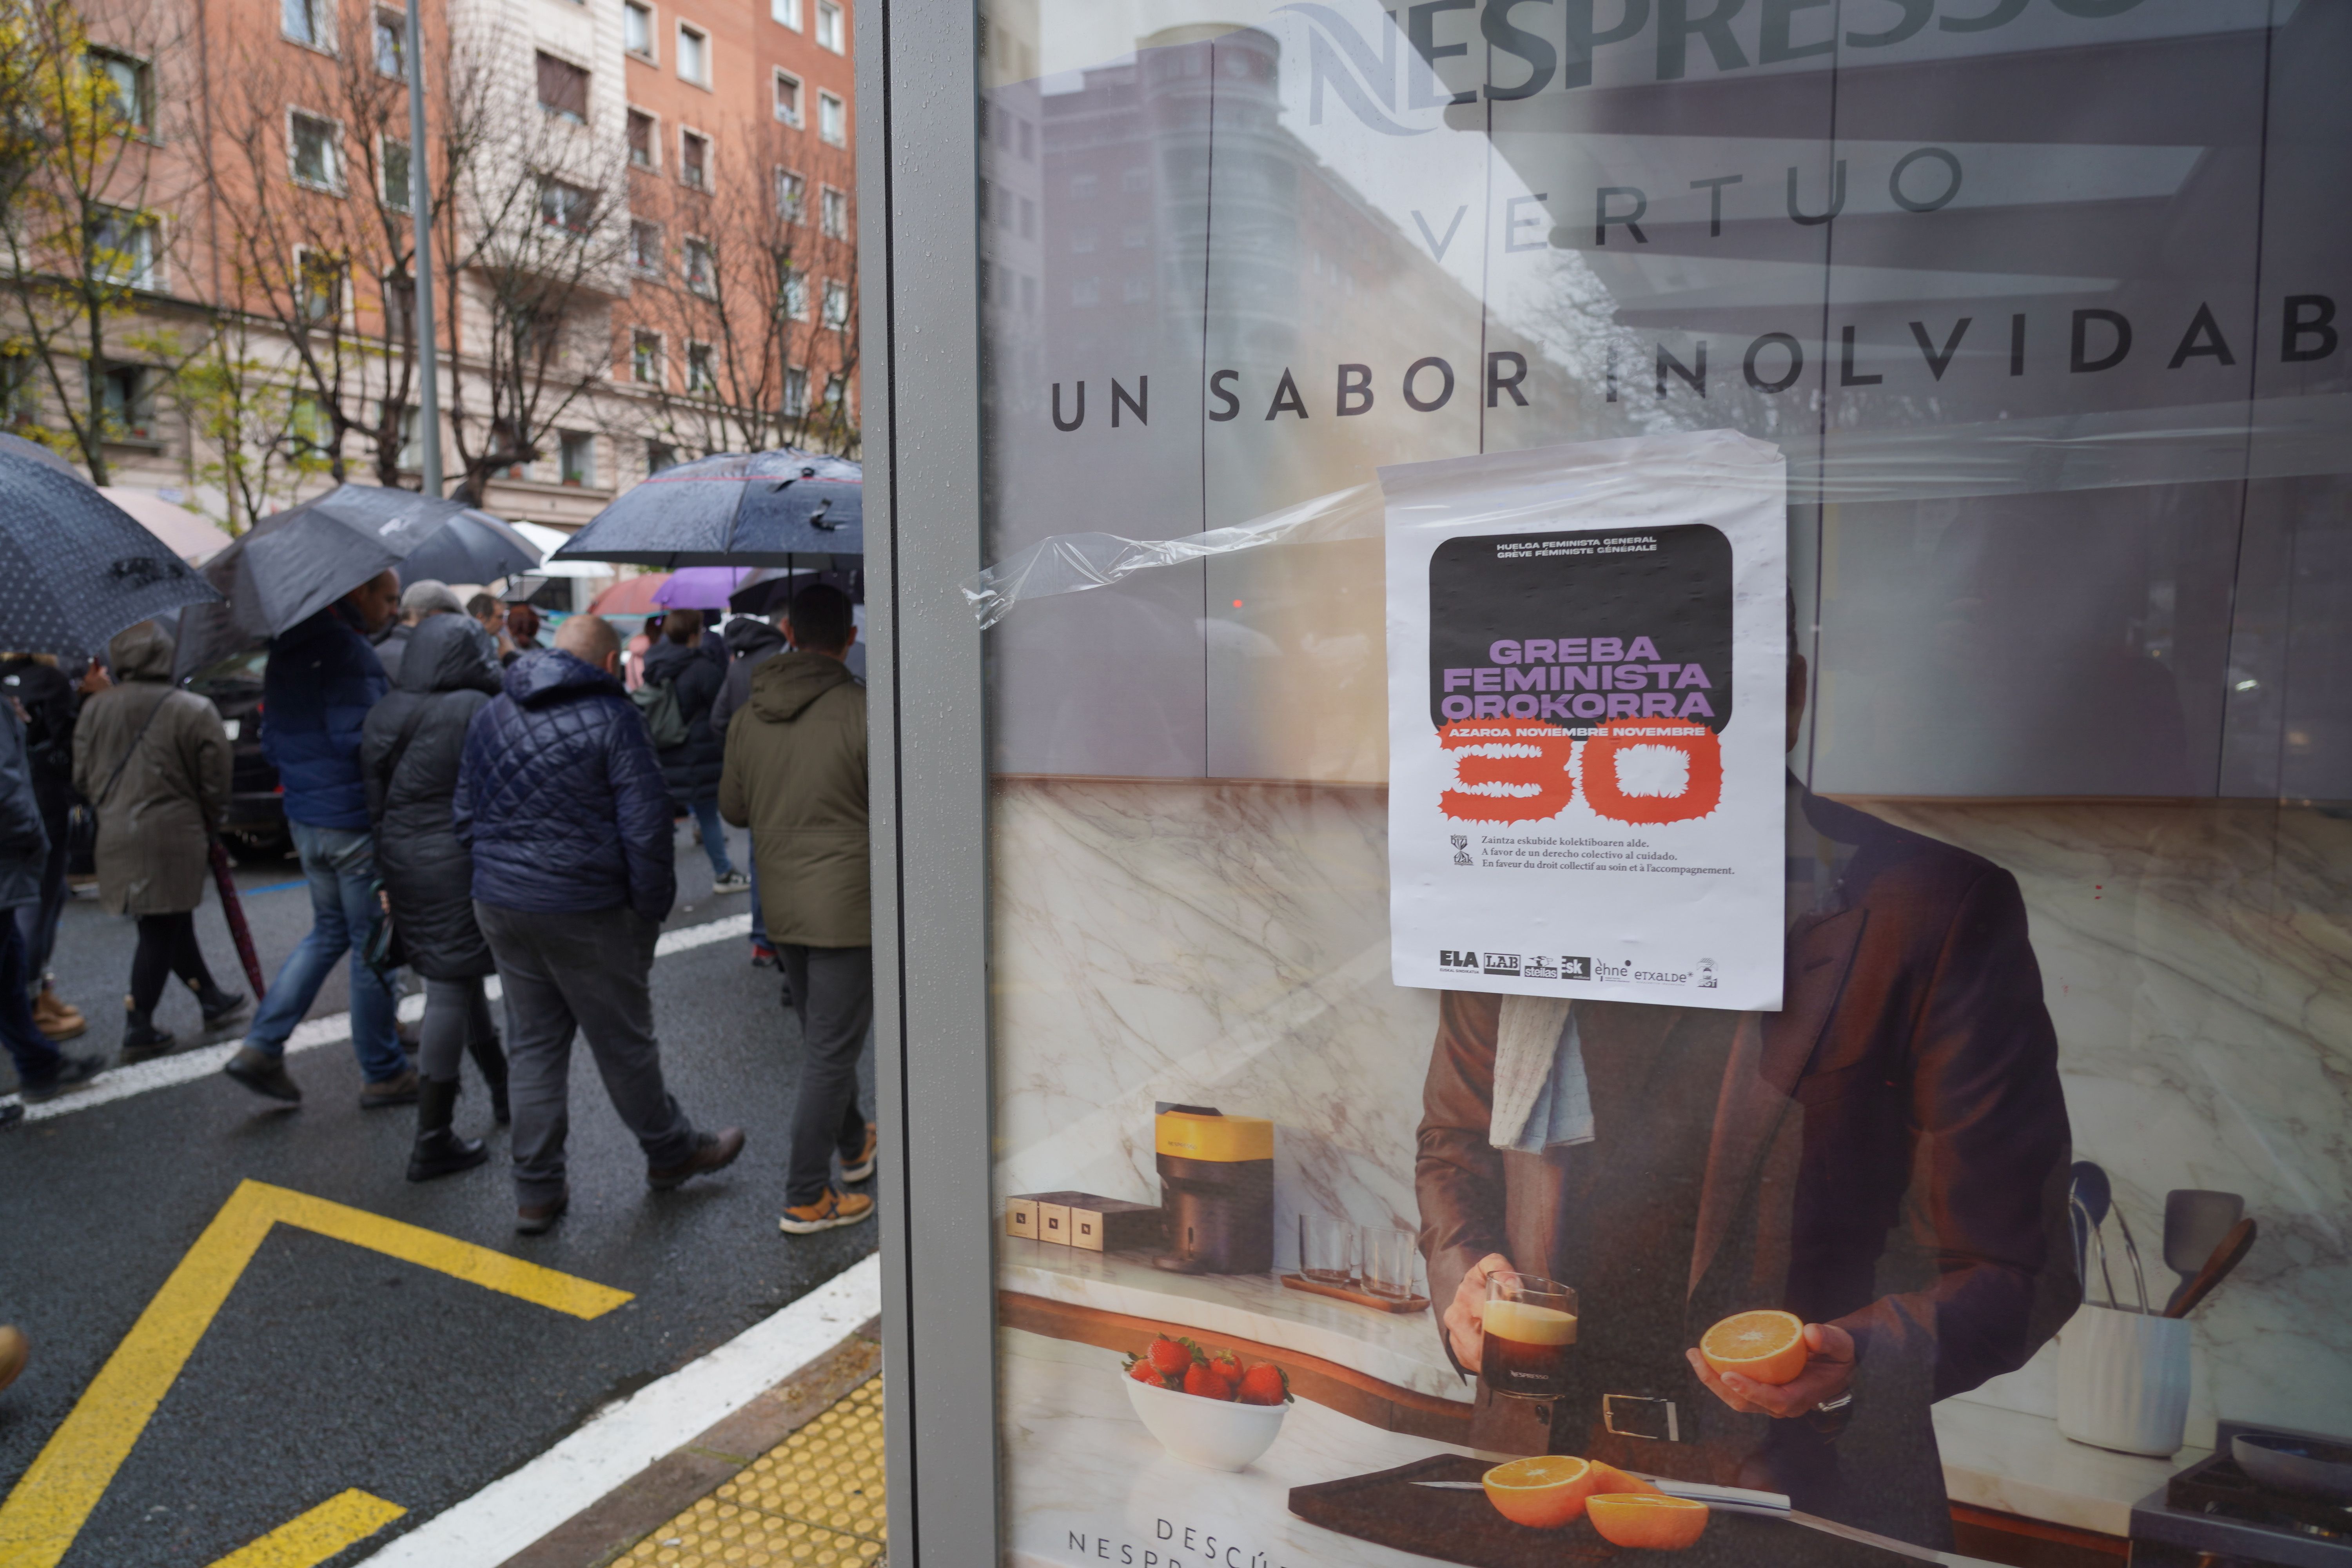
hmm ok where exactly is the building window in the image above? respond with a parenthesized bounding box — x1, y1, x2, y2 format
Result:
(781, 267, 806, 319)
(1070, 228, 1096, 254)
(675, 23, 708, 86)
(772, 0, 800, 27)
(559, 430, 595, 485)
(679, 129, 708, 190)
(819, 185, 848, 239)
(381, 136, 411, 210)
(1072, 276, 1099, 306)
(102, 366, 149, 437)
(631, 330, 662, 384)
(289, 111, 341, 189)
(89, 51, 151, 131)
(626, 108, 656, 169)
(1122, 274, 1150, 303)
(683, 237, 713, 296)
(629, 219, 662, 273)
(291, 392, 332, 455)
(537, 178, 594, 232)
(624, 1, 654, 57)
(782, 366, 807, 417)
(1071, 173, 1097, 199)
(536, 52, 589, 121)
(372, 10, 403, 76)
(817, 91, 846, 147)
(294, 248, 343, 323)
(821, 372, 846, 413)
(1020, 196, 1034, 238)
(389, 402, 420, 469)
(1020, 273, 1036, 313)
(1, 353, 36, 428)
(820, 278, 847, 327)
(773, 69, 802, 126)
(686, 342, 715, 393)
(646, 439, 677, 473)
(1019, 118, 1033, 160)
(92, 208, 158, 288)
(815, 0, 842, 51)
(281, 0, 330, 49)
(776, 168, 805, 222)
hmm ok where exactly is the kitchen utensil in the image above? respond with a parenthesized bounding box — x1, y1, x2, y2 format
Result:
(1151, 1109, 1275, 1275)
(2071, 1194, 2116, 1308)
(2112, 1200, 2151, 1314)
(2163, 1191, 2245, 1314)
(2165, 1216, 2256, 1319)
(1299, 1213, 1357, 1285)
(2057, 1303, 2191, 1456)
(1359, 1226, 1420, 1300)
(2230, 1431, 2352, 1503)
(2072, 1163, 2117, 1306)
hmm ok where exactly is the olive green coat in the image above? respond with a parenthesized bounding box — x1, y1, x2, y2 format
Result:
(71, 623, 231, 916)
(717, 652, 867, 947)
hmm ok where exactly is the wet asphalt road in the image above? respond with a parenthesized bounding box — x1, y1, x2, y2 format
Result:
(0, 820, 878, 1567)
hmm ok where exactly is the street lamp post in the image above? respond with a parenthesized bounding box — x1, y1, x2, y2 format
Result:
(405, 0, 442, 495)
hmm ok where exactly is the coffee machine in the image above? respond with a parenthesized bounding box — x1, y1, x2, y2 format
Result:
(1151, 1106, 1274, 1274)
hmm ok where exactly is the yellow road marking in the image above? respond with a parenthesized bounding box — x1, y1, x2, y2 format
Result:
(0, 1179, 632, 1568)
(203, 1490, 406, 1568)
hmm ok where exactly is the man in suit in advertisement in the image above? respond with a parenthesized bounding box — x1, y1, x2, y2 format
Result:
(1414, 608, 2078, 1550)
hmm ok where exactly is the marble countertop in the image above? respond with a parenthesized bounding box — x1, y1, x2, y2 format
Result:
(1932, 1397, 2204, 1539)
(1000, 1241, 1470, 1404)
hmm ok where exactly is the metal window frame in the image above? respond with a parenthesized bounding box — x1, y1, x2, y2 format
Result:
(857, 0, 996, 1563)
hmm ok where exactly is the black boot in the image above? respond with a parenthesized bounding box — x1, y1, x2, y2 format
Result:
(121, 1008, 176, 1063)
(193, 981, 249, 1029)
(406, 1078, 487, 1182)
(467, 1031, 510, 1125)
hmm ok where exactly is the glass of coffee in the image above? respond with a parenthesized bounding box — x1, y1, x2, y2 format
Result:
(1482, 1272, 1577, 1400)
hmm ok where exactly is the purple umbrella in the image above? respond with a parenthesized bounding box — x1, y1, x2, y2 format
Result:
(651, 566, 759, 609)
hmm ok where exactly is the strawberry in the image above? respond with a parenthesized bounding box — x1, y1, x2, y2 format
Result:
(1145, 1336, 1194, 1379)
(1182, 1363, 1235, 1400)
(1236, 1364, 1290, 1406)
(1206, 1350, 1243, 1384)
(1125, 1356, 1167, 1387)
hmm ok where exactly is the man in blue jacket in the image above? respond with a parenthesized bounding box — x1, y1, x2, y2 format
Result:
(455, 614, 744, 1234)
(225, 570, 412, 1107)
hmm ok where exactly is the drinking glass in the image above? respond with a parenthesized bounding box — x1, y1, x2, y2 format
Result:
(1361, 1226, 1420, 1300)
(1483, 1272, 1577, 1400)
(1298, 1213, 1356, 1284)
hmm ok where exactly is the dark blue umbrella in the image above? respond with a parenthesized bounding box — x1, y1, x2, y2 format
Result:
(552, 450, 863, 567)
(0, 430, 81, 479)
(0, 450, 221, 660)
(393, 506, 540, 588)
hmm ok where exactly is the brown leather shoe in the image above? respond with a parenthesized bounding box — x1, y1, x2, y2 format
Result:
(840, 1122, 878, 1184)
(779, 1188, 875, 1235)
(31, 985, 85, 1041)
(0, 1325, 27, 1394)
(646, 1127, 745, 1191)
(359, 1069, 420, 1110)
(516, 1195, 569, 1235)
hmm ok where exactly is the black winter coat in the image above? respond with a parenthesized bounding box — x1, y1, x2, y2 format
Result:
(362, 615, 503, 979)
(640, 635, 728, 804)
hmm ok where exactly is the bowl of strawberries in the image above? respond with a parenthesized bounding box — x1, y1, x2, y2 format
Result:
(1121, 1334, 1294, 1472)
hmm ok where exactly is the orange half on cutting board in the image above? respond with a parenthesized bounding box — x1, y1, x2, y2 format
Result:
(1480, 1454, 1597, 1529)
(1698, 1309, 1808, 1386)
(1587, 1494, 1711, 1549)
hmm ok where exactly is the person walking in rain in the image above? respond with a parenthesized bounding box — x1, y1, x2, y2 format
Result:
(0, 688, 103, 1112)
(456, 613, 744, 1234)
(363, 613, 512, 1180)
(71, 622, 245, 1060)
(641, 609, 748, 894)
(221, 570, 412, 1107)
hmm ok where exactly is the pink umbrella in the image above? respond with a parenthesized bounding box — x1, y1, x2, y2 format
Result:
(586, 573, 673, 615)
(99, 488, 234, 564)
(652, 566, 759, 609)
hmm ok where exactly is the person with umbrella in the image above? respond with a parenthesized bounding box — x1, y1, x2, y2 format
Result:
(640, 608, 747, 894)
(221, 570, 413, 1107)
(0, 688, 105, 1109)
(374, 580, 466, 686)
(70, 623, 246, 1058)
(363, 613, 511, 1179)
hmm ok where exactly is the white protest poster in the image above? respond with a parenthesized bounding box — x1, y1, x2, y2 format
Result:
(1383, 431, 1789, 1011)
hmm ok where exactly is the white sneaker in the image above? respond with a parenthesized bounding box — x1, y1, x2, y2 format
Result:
(713, 870, 751, 893)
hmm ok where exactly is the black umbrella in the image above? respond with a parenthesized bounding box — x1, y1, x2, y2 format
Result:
(394, 507, 540, 589)
(174, 485, 526, 673)
(0, 431, 82, 479)
(553, 450, 862, 567)
(0, 450, 222, 660)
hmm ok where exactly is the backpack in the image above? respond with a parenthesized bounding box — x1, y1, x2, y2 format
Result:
(631, 677, 688, 749)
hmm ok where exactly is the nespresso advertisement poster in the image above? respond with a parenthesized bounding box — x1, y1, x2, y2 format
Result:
(1383, 435, 1787, 1008)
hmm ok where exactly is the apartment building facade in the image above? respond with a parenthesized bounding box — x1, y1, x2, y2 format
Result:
(0, 0, 856, 535)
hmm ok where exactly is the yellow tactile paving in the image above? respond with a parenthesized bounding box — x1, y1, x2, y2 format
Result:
(614, 1378, 886, 1568)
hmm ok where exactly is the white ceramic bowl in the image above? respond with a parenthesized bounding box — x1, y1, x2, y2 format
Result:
(1122, 1374, 1287, 1472)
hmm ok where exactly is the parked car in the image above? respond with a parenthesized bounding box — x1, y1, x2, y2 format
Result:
(183, 644, 289, 857)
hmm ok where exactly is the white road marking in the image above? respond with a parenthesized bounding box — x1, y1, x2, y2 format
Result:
(363, 1252, 882, 1566)
(11, 914, 755, 1123)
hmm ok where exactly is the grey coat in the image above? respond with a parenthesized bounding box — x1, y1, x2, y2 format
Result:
(71, 622, 230, 916)
(363, 615, 503, 979)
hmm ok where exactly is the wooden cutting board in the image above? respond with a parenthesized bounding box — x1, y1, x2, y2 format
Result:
(1288, 1455, 1903, 1568)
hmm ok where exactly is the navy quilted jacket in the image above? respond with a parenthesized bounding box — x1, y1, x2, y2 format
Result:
(261, 605, 388, 830)
(454, 649, 676, 924)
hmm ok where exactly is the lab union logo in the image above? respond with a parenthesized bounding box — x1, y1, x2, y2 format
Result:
(1481, 952, 1521, 976)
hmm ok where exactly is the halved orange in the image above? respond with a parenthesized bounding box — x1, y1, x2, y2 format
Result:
(1588, 1461, 1664, 1497)
(1480, 1454, 1597, 1529)
(1699, 1309, 1808, 1386)
(1587, 1493, 1710, 1549)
